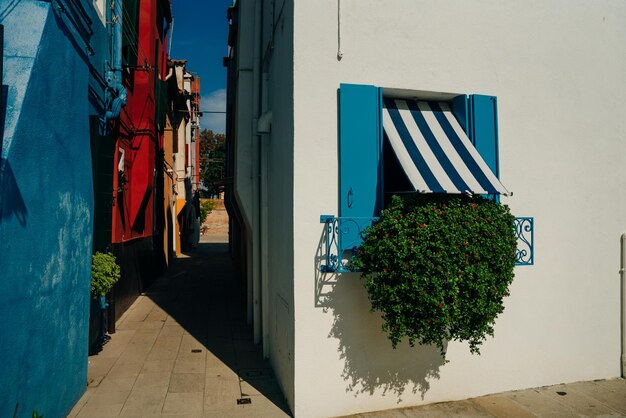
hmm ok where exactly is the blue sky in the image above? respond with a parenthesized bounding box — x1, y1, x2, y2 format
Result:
(170, 0, 232, 134)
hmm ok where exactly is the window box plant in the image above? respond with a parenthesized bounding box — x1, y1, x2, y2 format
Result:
(350, 194, 517, 359)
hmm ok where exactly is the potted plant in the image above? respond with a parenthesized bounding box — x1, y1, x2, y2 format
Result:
(89, 252, 121, 352)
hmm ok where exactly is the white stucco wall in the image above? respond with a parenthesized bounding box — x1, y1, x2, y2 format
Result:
(232, 0, 296, 409)
(262, 0, 296, 408)
(290, 1, 626, 417)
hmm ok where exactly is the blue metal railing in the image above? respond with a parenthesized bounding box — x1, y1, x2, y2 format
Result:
(513, 217, 534, 265)
(319, 215, 534, 273)
(319, 216, 377, 273)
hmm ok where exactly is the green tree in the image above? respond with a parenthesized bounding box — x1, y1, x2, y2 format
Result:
(199, 129, 226, 197)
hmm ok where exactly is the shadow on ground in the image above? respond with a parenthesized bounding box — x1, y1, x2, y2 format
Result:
(144, 241, 291, 415)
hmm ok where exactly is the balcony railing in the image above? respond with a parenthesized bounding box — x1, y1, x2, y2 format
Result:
(319, 215, 534, 273)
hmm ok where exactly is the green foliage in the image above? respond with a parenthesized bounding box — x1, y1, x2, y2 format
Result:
(32, 410, 43, 418)
(199, 129, 226, 197)
(350, 194, 517, 357)
(200, 200, 216, 224)
(91, 252, 121, 299)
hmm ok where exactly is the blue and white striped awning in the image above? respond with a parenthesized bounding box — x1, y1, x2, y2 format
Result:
(382, 99, 510, 196)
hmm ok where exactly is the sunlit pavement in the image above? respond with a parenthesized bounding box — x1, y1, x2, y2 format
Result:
(68, 234, 291, 417)
(68, 231, 626, 418)
(341, 378, 626, 418)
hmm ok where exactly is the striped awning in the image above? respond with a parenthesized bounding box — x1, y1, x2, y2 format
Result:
(382, 99, 510, 195)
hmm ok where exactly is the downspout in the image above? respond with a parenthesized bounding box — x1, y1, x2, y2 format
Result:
(619, 233, 626, 378)
(251, 0, 263, 345)
(104, 0, 127, 124)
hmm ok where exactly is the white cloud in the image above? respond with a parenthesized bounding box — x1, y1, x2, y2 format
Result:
(200, 88, 227, 134)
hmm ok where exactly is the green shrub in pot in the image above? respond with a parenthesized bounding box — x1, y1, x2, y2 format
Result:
(91, 252, 121, 299)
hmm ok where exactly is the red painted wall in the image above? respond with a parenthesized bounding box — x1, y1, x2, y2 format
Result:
(112, 0, 170, 243)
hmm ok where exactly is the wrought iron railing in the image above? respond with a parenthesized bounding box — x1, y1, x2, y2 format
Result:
(513, 217, 534, 265)
(319, 215, 534, 273)
(319, 216, 377, 273)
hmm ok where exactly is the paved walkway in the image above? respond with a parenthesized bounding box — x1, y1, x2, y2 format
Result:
(68, 235, 291, 417)
(342, 378, 626, 417)
(69, 234, 626, 418)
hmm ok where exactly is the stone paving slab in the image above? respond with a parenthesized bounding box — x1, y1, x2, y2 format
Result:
(343, 378, 626, 418)
(68, 236, 291, 418)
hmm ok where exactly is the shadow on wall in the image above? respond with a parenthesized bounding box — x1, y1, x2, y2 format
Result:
(0, 158, 27, 226)
(315, 227, 447, 401)
(0, 0, 21, 21)
(0, 87, 27, 225)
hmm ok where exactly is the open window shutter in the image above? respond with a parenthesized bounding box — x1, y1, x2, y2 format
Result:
(122, 0, 140, 69)
(469, 95, 499, 178)
(339, 84, 382, 249)
(451, 94, 470, 137)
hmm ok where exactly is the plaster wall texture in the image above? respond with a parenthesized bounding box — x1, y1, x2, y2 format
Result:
(175, 119, 187, 196)
(231, 0, 295, 410)
(260, 0, 295, 409)
(289, 1, 626, 417)
(233, 0, 255, 230)
(87, 3, 108, 117)
(162, 119, 176, 264)
(0, 2, 95, 416)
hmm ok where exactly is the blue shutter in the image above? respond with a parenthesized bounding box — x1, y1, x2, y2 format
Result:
(469, 95, 499, 178)
(451, 94, 470, 137)
(338, 83, 382, 249)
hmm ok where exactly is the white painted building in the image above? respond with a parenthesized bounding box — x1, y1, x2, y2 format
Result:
(225, 1, 626, 417)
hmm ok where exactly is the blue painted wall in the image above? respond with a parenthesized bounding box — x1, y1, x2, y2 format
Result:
(0, 1, 96, 416)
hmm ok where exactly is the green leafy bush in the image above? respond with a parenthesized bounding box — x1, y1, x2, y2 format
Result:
(91, 252, 121, 299)
(200, 200, 216, 224)
(350, 194, 516, 357)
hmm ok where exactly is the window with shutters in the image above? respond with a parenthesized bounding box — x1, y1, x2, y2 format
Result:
(321, 84, 532, 272)
(329, 84, 507, 264)
(122, 0, 140, 86)
(339, 84, 504, 221)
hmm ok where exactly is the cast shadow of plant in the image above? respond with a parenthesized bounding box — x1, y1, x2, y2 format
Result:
(315, 227, 447, 402)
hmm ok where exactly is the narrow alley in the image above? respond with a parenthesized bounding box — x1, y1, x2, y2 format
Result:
(4, 1, 626, 417)
(68, 234, 290, 417)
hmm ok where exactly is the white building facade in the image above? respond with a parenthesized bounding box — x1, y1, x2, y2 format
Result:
(226, 1, 626, 417)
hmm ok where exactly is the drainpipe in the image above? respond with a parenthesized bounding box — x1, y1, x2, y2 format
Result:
(619, 233, 626, 378)
(104, 0, 127, 124)
(251, 0, 263, 345)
